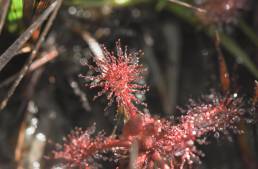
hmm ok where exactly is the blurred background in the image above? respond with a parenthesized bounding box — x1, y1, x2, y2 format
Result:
(0, 0, 257, 168)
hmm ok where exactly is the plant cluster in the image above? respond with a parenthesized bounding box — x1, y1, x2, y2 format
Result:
(52, 41, 253, 169)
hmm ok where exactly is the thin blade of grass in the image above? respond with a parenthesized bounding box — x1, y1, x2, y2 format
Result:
(238, 19, 258, 47)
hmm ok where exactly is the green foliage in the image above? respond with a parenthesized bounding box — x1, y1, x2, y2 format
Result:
(8, 0, 23, 22)
(7, 0, 23, 32)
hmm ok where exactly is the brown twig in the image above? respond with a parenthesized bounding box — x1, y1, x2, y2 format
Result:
(15, 119, 26, 168)
(254, 80, 258, 104)
(215, 30, 230, 93)
(0, 48, 58, 88)
(29, 48, 59, 71)
(0, 1, 58, 72)
(0, 0, 63, 111)
(15, 69, 44, 169)
(0, 0, 10, 35)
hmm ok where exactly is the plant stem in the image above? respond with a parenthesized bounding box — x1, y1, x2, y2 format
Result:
(238, 19, 258, 47)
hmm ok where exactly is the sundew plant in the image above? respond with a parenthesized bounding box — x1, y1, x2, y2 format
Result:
(0, 0, 257, 169)
(52, 40, 256, 169)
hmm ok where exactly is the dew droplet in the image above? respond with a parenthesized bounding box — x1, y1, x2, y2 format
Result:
(175, 149, 184, 157)
(214, 132, 220, 138)
(187, 140, 194, 146)
(246, 119, 254, 124)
